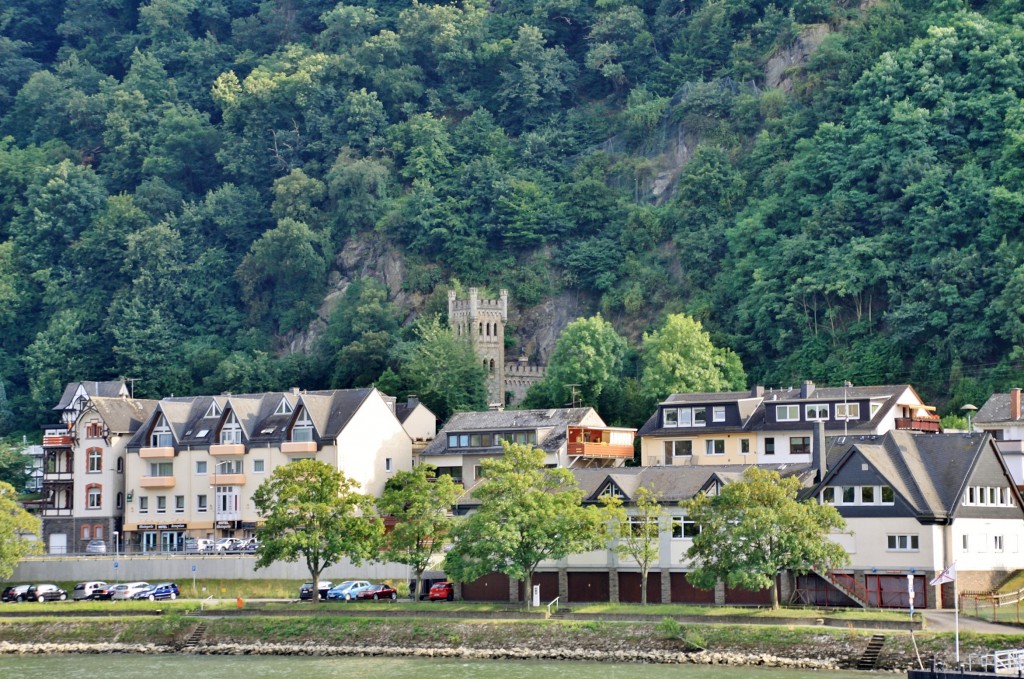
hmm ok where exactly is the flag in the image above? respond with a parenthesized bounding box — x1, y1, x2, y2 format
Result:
(930, 563, 956, 586)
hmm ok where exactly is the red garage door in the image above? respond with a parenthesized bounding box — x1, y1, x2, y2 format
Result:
(724, 583, 773, 605)
(567, 572, 609, 602)
(618, 572, 663, 603)
(462, 572, 510, 602)
(669, 573, 715, 604)
(516, 572, 559, 603)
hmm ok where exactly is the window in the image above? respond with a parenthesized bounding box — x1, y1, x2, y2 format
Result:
(139, 496, 149, 514)
(81, 525, 91, 540)
(842, 486, 856, 503)
(881, 486, 895, 504)
(705, 439, 725, 456)
(196, 460, 207, 475)
(835, 403, 860, 420)
(435, 466, 463, 482)
(663, 409, 678, 427)
(174, 495, 185, 513)
(215, 460, 242, 475)
(989, 487, 998, 505)
(663, 407, 706, 428)
(253, 459, 265, 473)
(474, 465, 485, 480)
(197, 494, 208, 512)
(995, 535, 1004, 553)
(385, 458, 393, 472)
(116, 457, 123, 473)
(887, 534, 919, 551)
(740, 438, 750, 454)
(805, 404, 829, 421)
(87, 484, 101, 509)
(713, 406, 726, 422)
(204, 401, 221, 418)
(156, 496, 167, 514)
(963, 534, 969, 551)
(671, 516, 700, 539)
(777, 405, 800, 422)
(85, 421, 103, 438)
(860, 486, 874, 504)
(94, 525, 103, 540)
(821, 487, 835, 504)
(765, 437, 775, 455)
(149, 462, 173, 477)
(116, 492, 124, 509)
(665, 440, 692, 457)
(292, 409, 314, 442)
(600, 482, 624, 499)
(220, 412, 242, 445)
(275, 398, 293, 415)
(150, 415, 173, 447)
(87, 448, 102, 473)
(790, 436, 811, 454)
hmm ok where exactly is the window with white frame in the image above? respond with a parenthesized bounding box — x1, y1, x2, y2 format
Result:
(215, 460, 242, 475)
(663, 407, 706, 427)
(196, 494, 208, 513)
(665, 440, 693, 457)
(835, 403, 860, 420)
(220, 412, 242, 444)
(292, 409, 314, 441)
(253, 459, 265, 473)
(963, 485, 1015, 507)
(204, 401, 221, 418)
(87, 485, 101, 509)
(712, 406, 726, 422)
(600, 483, 623, 499)
(671, 515, 699, 538)
(825, 484, 895, 505)
(385, 458, 393, 472)
(275, 398, 293, 415)
(87, 448, 102, 472)
(790, 436, 811, 454)
(765, 437, 775, 455)
(962, 534, 969, 551)
(705, 439, 725, 456)
(150, 415, 173, 447)
(156, 496, 167, 514)
(149, 462, 173, 477)
(777, 405, 800, 422)
(196, 460, 207, 475)
(887, 534, 919, 551)
(139, 496, 149, 514)
(805, 404, 829, 421)
(995, 535, 1004, 553)
(174, 495, 185, 513)
(740, 438, 750, 454)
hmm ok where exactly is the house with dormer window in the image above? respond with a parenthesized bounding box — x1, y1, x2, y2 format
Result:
(420, 407, 635, 484)
(121, 388, 411, 552)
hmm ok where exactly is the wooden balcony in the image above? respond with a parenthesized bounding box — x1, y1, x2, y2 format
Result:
(567, 442, 635, 458)
(894, 417, 942, 433)
(140, 476, 176, 488)
(140, 446, 175, 458)
(282, 441, 318, 454)
(210, 443, 245, 456)
(43, 435, 73, 447)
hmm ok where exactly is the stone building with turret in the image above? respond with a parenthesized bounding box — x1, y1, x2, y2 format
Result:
(448, 288, 545, 407)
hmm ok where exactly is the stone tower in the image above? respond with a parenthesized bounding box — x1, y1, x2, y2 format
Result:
(448, 288, 507, 406)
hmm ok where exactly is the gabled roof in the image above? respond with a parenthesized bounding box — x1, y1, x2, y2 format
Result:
(573, 464, 810, 504)
(816, 431, 992, 521)
(422, 407, 599, 457)
(975, 392, 1023, 426)
(83, 397, 158, 434)
(53, 380, 128, 411)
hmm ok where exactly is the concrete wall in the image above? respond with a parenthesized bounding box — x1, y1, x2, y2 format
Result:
(12, 554, 411, 584)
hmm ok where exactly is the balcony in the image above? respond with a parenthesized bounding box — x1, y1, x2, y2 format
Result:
(140, 446, 175, 459)
(567, 442, 635, 458)
(42, 435, 73, 448)
(567, 426, 637, 459)
(42, 470, 74, 482)
(894, 417, 942, 433)
(281, 441, 317, 454)
(210, 443, 245, 456)
(212, 473, 246, 485)
(140, 476, 176, 488)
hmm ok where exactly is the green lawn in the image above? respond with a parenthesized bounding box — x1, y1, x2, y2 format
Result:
(570, 603, 914, 621)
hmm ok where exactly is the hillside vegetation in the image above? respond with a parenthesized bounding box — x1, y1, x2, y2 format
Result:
(0, 0, 1022, 431)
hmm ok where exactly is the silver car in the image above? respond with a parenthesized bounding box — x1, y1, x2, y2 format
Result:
(84, 539, 107, 554)
(110, 581, 150, 600)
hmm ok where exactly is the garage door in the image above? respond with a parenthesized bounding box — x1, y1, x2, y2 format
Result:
(567, 572, 609, 602)
(49, 533, 67, 555)
(461, 572, 510, 601)
(618, 572, 663, 603)
(669, 573, 716, 603)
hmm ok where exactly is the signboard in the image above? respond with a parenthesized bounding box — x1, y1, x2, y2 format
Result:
(113, 561, 119, 570)
(137, 524, 155, 529)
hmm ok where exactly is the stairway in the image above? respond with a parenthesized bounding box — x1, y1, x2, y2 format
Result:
(183, 622, 209, 648)
(812, 568, 871, 608)
(857, 634, 885, 670)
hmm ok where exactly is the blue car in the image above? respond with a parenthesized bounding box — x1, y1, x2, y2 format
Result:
(132, 582, 179, 601)
(326, 580, 371, 601)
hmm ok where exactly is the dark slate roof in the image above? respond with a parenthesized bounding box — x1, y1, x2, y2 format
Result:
(662, 390, 761, 405)
(86, 397, 158, 434)
(421, 407, 597, 457)
(817, 431, 986, 520)
(54, 380, 128, 411)
(975, 392, 1023, 426)
(574, 464, 813, 504)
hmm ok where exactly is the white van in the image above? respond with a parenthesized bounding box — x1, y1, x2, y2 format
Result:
(72, 581, 108, 601)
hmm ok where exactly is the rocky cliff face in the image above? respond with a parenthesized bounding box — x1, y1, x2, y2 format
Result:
(764, 24, 831, 92)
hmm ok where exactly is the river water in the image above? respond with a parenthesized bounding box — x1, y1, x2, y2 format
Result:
(0, 655, 870, 678)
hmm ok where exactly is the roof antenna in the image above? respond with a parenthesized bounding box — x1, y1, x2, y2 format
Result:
(565, 384, 581, 408)
(124, 377, 139, 399)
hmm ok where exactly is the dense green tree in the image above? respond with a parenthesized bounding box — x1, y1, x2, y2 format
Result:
(602, 486, 668, 605)
(253, 459, 383, 603)
(0, 481, 42, 578)
(444, 443, 608, 605)
(527, 314, 627, 409)
(640, 314, 747, 403)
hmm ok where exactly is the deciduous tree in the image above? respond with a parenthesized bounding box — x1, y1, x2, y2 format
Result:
(640, 313, 747, 403)
(0, 481, 42, 579)
(603, 486, 668, 605)
(253, 460, 383, 603)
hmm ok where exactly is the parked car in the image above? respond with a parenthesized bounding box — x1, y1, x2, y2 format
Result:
(185, 538, 214, 553)
(110, 582, 150, 600)
(90, 584, 116, 600)
(1, 584, 30, 602)
(326, 580, 371, 601)
(428, 581, 455, 601)
(355, 584, 398, 601)
(299, 581, 334, 600)
(84, 539, 107, 554)
(72, 581, 108, 601)
(239, 537, 259, 553)
(132, 582, 179, 601)
(27, 584, 68, 602)
(214, 538, 238, 552)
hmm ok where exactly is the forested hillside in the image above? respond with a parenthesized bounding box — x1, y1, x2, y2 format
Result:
(0, 0, 1022, 432)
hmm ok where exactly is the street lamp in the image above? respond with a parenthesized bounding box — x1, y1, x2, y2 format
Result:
(961, 404, 978, 432)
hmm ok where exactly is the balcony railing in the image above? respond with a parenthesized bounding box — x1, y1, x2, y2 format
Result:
(567, 442, 635, 458)
(894, 417, 942, 433)
(140, 446, 175, 458)
(42, 435, 73, 447)
(140, 476, 176, 488)
(212, 473, 245, 485)
(41, 507, 73, 517)
(281, 441, 317, 454)
(210, 443, 245, 456)
(42, 471, 74, 481)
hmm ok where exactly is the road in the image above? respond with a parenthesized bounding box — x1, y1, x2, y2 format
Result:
(923, 609, 1024, 634)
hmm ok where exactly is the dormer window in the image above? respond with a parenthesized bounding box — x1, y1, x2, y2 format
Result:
(150, 416, 173, 447)
(220, 412, 242, 445)
(204, 402, 222, 418)
(292, 409, 314, 442)
(805, 404, 829, 421)
(275, 398, 293, 415)
(600, 482, 623, 499)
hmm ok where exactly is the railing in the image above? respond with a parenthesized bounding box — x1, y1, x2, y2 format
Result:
(567, 442, 634, 458)
(824, 570, 870, 606)
(546, 596, 560, 615)
(894, 417, 942, 433)
(200, 595, 216, 611)
(961, 585, 1024, 623)
(980, 649, 1024, 673)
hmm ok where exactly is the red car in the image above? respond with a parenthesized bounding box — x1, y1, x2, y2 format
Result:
(428, 581, 454, 601)
(356, 584, 398, 601)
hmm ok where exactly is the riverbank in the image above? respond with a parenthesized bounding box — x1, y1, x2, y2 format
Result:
(0, 614, 1013, 670)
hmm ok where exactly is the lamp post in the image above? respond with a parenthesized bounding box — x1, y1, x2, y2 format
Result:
(961, 404, 977, 432)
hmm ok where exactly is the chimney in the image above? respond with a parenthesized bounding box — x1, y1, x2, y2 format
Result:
(407, 395, 420, 409)
(801, 380, 815, 398)
(1012, 388, 1022, 420)
(812, 421, 827, 483)
(751, 385, 764, 397)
